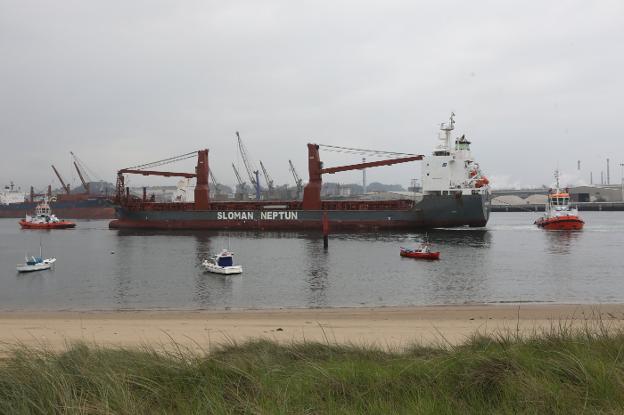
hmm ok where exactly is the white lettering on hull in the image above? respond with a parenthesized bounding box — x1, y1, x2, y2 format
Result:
(216, 211, 298, 220)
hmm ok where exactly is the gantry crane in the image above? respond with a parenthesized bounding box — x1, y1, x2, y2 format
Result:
(235, 131, 260, 200)
(288, 160, 303, 199)
(232, 163, 248, 199)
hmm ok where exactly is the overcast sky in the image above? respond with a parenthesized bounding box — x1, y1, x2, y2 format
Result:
(1, 0, 623, 191)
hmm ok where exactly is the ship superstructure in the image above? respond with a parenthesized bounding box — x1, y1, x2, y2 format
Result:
(422, 113, 489, 195)
(109, 115, 490, 230)
(0, 182, 26, 205)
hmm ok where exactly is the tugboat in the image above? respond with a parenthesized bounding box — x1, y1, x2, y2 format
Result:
(400, 236, 441, 260)
(534, 171, 584, 230)
(19, 200, 76, 229)
(202, 249, 243, 275)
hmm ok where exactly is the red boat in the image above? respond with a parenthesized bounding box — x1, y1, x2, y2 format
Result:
(534, 172, 584, 230)
(400, 243, 440, 260)
(534, 214, 584, 230)
(19, 200, 76, 229)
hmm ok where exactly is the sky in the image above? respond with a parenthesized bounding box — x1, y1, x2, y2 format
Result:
(1, 0, 623, 191)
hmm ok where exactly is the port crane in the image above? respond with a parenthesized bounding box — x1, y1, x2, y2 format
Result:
(232, 163, 248, 199)
(235, 132, 261, 200)
(209, 169, 222, 197)
(259, 161, 274, 195)
(289, 160, 303, 199)
(51, 165, 71, 194)
(70, 152, 91, 193)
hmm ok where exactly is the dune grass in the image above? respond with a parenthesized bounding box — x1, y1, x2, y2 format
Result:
(1, 323, 624, 414)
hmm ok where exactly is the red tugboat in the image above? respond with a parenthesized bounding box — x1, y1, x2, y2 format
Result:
(534, 171, 584, 230)
(19, 200, 76, 229)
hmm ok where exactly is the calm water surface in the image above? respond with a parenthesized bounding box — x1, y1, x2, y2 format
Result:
(0, 212, 622, 310)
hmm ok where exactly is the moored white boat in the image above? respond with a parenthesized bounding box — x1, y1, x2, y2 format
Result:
(16, 257, 56, 273)
(202, 249, 243, 274)
(16, 241, 57, 273)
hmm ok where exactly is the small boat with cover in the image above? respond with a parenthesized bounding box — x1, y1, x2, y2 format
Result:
(202, 249, 243, 274)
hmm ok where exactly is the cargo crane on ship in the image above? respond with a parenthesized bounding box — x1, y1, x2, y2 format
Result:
(115, 150, 207, 206)
(235, 132, 261, 200)
(70, 152, 91, 194)
(289, 160, 303, 200)
(51, 165, 71, 195)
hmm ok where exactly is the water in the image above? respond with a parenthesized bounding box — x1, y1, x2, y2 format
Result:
(0, 212, 623, 311)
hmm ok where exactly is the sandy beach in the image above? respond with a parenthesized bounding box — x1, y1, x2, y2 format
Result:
(1, 304, 623, 353)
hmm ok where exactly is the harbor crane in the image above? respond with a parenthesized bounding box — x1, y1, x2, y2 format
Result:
(289, 160, 303, 199)
(259, 161, 274, 194)
(232, 163, 248, 199)
(235, 131, 260, 200)
(209, 169, 222, 197)
(70, 152, 91, 193)
(51, 165, 71, 194)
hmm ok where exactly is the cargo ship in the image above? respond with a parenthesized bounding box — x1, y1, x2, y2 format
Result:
(109, 114, 490, 230)
(1, 156, 116, 220)
(0, 187, 114, 219)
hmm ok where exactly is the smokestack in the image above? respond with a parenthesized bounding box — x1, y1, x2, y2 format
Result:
(601, 171, 604, 185)
(607, 158, 610, 185)
(577, 160, 581, 170)
(590, 171, 593, 185)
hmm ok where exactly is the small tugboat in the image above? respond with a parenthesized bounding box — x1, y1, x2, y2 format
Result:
(16, 243, 56, 273)
(534, 171, 584, 230)
(19, 200, 76, 229)
(202, 249, 243, 274)
(400, 237, 440, 260)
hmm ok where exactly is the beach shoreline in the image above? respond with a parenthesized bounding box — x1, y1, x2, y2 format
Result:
(1, 303, 623, 352)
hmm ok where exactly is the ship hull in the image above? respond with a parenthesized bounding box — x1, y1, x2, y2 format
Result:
(535, 215, 584, 230)
(0, 198, 115, 219)
(109, 193, 489, 230)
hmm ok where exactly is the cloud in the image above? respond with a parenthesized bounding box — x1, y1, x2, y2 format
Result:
(1, 1, 623, 190)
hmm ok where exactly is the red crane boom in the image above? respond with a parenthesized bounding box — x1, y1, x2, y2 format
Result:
(51, 165, 70, 194)
(302, 143, 423, 210)
(116, 150, 209, 209)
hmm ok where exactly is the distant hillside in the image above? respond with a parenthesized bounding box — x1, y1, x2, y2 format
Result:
(366, 182, 405, 192)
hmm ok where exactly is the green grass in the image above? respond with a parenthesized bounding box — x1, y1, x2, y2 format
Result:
(1, 324, 624, 414)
